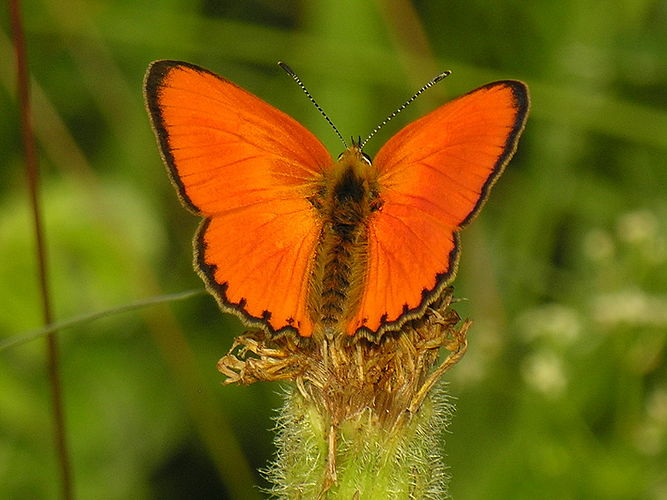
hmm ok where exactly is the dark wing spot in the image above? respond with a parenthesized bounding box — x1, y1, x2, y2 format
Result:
(380, 313, 388, 323)
(261, 310, 272, 320)
(238, 297, 247, 308)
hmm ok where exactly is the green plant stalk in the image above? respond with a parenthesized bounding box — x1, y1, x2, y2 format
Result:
(268, 385, 452, 499)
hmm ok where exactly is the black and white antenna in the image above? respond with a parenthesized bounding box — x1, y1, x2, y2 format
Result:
(278, 62, 347, 149)
(359, 70, 451, 150)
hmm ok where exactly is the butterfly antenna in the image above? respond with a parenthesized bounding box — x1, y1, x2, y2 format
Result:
(360, 70, 452, 150)
(278, 62, 347, 148)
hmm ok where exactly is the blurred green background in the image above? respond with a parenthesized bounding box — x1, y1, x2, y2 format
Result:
(1, 0, 666, 498)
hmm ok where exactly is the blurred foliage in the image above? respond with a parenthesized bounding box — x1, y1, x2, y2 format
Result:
(1, 0, 666, 498)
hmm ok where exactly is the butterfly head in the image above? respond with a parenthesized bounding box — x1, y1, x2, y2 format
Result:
(336, 143, 371, 165)
(324, 145, 383, 218)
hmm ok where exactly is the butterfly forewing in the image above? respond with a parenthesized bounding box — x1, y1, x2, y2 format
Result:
(145, 61, 332, 335)
(350, 81, 529, 336)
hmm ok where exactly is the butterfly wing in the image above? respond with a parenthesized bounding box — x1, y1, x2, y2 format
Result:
(144, 60, 332, 336)
(350, 81, 529, 336)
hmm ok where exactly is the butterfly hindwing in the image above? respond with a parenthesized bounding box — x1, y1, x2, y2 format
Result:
(145, 60, 332, 335)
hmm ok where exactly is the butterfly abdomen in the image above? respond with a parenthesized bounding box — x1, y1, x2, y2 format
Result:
(309, 147, 381, 338)
(317, 224, 366, 322)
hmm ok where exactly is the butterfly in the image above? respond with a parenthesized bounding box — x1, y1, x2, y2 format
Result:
(144, 60, 529, 340)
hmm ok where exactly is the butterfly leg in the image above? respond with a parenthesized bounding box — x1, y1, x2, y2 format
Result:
(217, 330, 310, 385)
(408, 318, 470, 415)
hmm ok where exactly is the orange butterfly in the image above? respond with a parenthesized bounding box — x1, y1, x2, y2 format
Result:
(144, 61, 528, 340)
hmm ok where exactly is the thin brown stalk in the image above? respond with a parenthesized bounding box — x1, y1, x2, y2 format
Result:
(9, 1, 73, 498)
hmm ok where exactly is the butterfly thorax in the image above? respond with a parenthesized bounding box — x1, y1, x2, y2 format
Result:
(308, 146, 382, 339)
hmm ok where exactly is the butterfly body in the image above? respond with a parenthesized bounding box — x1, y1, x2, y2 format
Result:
(144, 61, 529, 341)
(308, 146, 381, 339)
